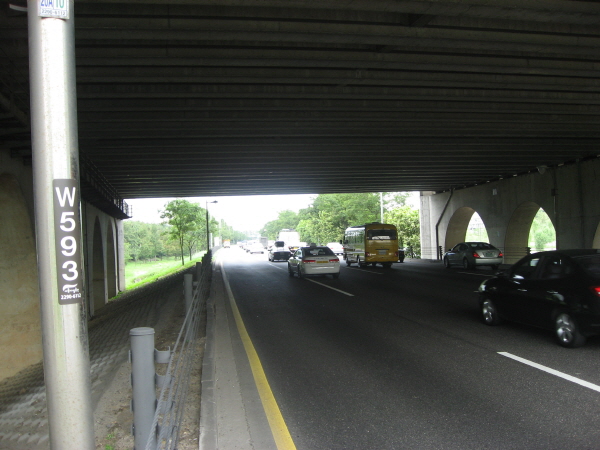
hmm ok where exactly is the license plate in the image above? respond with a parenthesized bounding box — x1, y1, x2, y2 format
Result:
(484, 252, 494, 257)
(317, 261, 328, 264)
(378, 249, 387, 255)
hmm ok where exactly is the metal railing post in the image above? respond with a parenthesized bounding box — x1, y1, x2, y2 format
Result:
(184, 273, 193, 314)
(130, 327, 157, 450)
(195, 262, 202, 285)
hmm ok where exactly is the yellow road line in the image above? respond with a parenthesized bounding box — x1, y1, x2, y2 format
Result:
(221, 262, 297, 450)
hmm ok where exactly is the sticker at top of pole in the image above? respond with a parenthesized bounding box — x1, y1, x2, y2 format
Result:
(39, 0, 69, 19)
(53, 179, 83, 305)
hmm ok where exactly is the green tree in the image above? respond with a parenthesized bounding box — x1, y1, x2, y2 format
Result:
(385, 206, 421, 256)
(160, 199, 203, 265)
(123, 221, 146, 261)
(261, 210, 300, 239)
(294, 193, 380, 244)
(383, 192, 410, 209)
(529, 208, 556, 251)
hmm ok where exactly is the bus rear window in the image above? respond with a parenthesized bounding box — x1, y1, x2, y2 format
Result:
(367, 229, 397, 240)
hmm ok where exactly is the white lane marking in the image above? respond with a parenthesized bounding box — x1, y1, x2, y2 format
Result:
(457, 271, 494, 277)
(270, 261, 353, 295)
(347, 267, 384, 275)
(269, 263, 354, 296)
(306, 278, 355, 296)
(499, 352, 600, 393)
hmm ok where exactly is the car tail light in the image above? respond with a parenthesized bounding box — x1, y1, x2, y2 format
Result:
(365, 252, 371, 257)
(303, 259, 316, 264)
(473, 252, 480, 258)
(395, 251, 398, 257)
(498, 251, 503, 257)
(589, 286, 600, 297)
(329, 258, 339, 263)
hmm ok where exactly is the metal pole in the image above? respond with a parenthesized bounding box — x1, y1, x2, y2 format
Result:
(130, 328, 157, 450)
(206, 203, 210, 251)
(206, 200, 217, 250)
(27, 1, 95, 448)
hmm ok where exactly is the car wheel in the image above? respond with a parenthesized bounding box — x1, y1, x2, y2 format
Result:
(462, 258, 472, 269)
(555, 313, 586, 348)
(297, 265, 303, 278)
(443, 257, 451, 269)
(332, 273, 339, 279)
(481, 298, 502, 325)
(357, 257, 366, 268)
(288, 264, 294, 277)
(346, 259, 352, 266)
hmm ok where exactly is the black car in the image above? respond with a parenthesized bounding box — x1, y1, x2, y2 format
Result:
(478, 249, 600, 347)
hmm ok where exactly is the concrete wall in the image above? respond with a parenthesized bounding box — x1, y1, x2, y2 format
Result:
(0, 151, 126, 380)
(0, 171, 42, 380)
(83, 204, 126, 317)
(420, 158, 600, 263)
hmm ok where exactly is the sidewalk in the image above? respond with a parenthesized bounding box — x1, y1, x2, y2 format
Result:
(200, 260, 278, 450)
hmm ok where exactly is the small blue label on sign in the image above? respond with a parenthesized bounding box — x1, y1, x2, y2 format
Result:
(39, 0, 69, 19)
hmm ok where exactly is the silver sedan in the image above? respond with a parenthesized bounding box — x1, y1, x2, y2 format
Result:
(288, 246, 341, 279)
(443, 242, 503, 270)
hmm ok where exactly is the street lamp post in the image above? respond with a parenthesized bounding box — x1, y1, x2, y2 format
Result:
(206, 200, 218, 251)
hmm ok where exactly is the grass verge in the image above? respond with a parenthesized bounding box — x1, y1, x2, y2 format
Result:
(123, 252, 206, 292)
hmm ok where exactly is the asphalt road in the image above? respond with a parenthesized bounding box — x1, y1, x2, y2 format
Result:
(220, 247, 600, 450)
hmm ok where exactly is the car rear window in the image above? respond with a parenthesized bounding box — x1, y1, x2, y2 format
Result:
(367, 229, 397, 240)
(573, 254, 600, 277)
(304, 247, 335, 256)
(469, 243, 495, 250)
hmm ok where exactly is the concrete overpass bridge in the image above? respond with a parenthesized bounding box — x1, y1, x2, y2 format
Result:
(1, 0, 599, 411)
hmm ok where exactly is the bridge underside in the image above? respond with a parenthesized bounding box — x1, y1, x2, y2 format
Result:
(1, 0, 600, 201)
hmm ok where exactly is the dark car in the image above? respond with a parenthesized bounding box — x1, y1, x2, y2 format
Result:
(478, 249, 600, 347)
(398, 248, 406, 263)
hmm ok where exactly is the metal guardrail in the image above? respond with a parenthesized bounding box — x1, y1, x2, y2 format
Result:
(131, 252, 212, 450)
(79, 153, 132, 218)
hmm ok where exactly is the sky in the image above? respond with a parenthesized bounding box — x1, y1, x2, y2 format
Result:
(125, 192, 420, 233)
(125, 194, 317, 233)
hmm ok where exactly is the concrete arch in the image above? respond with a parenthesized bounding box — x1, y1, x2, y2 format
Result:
(443, 206, 475, 250)
(504, 201, 541, 264)
(92, 216, 106, 313)
(106, 221, 117, 299)
(0, 173, 42, 379)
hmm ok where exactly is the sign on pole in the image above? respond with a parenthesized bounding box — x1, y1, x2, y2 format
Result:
(53, 180, 83, 305)
(38, 0, 70, 19)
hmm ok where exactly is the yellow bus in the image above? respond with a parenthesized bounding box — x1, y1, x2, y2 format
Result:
(342, 222, 399, 268)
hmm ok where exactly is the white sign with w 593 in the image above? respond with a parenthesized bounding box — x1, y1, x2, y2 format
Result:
(53, 179, 83, 305)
